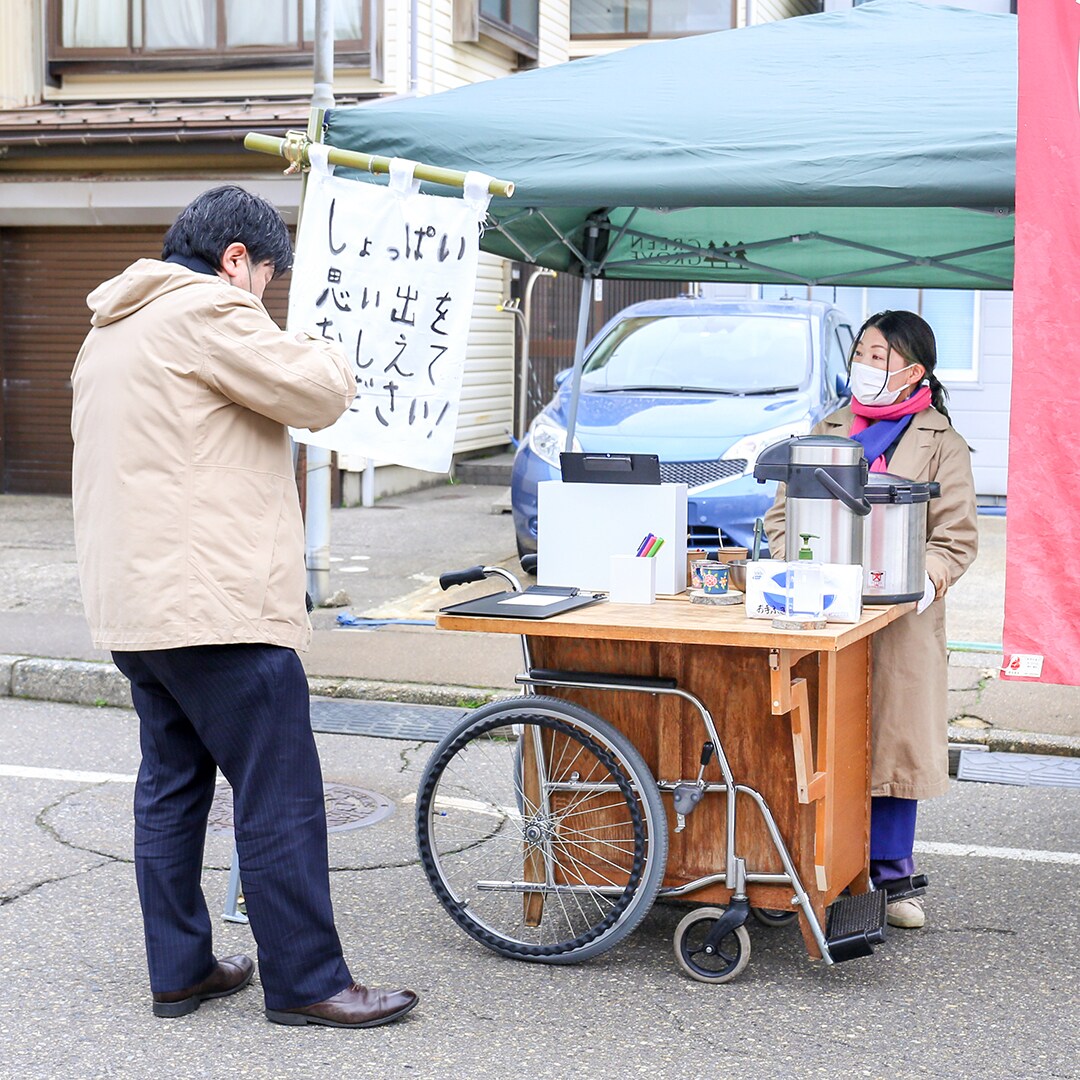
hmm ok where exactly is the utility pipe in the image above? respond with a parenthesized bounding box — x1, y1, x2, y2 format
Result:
(430, 0, 437, 95)
(305, 0, 336, 606)
(411, 0, 419, 93)
(517, 267, 556, 441)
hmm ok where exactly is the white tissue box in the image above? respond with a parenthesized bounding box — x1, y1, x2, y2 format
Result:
(744, 561, 863, 623)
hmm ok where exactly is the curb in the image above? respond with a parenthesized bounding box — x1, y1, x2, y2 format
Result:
(4, 653, 1079, 760)
(947, 723, 1080, 759)
(0, 654, 515, 714)
(1, 654, 134, 709)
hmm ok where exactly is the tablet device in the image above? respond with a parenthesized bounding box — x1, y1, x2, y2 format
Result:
(559, 452, 661, 485)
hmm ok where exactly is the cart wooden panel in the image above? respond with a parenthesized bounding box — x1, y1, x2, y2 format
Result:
(437, 596, 911, 957)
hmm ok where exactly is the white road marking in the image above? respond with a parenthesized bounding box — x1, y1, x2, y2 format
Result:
(0, 764, 137, 784)
(914, 840, 1080, 867)
(1, 767, 1076, 868)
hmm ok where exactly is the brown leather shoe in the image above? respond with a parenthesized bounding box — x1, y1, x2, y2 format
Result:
(265, 982, 418, 1028)
(152, 955, 255, 1018)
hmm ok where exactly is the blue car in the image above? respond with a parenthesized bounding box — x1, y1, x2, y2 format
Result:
(510, 297, 855, 557)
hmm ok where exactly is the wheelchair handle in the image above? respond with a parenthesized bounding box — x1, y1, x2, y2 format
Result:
(439, 564, 527, 593)
(439, 566, 488, 590)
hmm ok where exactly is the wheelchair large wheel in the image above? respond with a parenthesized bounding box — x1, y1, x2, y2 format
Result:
(416, 695, 668, 963)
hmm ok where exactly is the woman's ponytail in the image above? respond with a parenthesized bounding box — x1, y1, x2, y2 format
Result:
(926, 370, 951, 422)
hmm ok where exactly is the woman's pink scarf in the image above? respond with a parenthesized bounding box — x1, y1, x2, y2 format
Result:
(849, 385, 932, 472)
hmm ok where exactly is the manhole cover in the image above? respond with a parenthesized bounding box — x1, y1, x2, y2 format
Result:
(207, 781, 395, 834)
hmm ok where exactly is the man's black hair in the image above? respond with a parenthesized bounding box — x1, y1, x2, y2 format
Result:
(162, 185, 294, 276)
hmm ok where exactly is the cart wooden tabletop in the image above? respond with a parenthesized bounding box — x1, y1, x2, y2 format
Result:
(436, 593, 914, 651)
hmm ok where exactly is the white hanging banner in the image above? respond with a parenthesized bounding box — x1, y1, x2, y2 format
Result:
(288, 160, 492, 473)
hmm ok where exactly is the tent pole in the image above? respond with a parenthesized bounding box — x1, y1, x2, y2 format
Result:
(244, 131, 515, 199)
(564, 272, 594, 449)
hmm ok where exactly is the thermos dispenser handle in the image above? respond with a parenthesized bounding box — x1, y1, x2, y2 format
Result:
(813, 467, 872, 517)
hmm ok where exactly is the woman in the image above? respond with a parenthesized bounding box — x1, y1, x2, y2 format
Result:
(764, 310, 978, 929)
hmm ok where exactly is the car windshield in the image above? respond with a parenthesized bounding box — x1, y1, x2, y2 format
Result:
(579, 314, 811, 393)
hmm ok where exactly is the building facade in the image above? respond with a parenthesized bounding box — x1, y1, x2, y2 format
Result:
(2, 0, 1009, 502)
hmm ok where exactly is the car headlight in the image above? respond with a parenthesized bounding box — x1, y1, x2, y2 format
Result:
(725, 421, 812, 474)
(528, 413, 583, 469)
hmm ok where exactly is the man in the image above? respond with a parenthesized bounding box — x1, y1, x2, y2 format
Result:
(70, 185, 417, 1028)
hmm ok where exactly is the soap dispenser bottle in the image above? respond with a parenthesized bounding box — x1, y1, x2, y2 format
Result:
(790, 533, 824, 617)
(797, 533, 818, 561)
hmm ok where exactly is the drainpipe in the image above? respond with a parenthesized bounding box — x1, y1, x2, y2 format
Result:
(410, 0, 419, 93)
(305, 0, 336, 605)
(431, 0, 438, 95)
(518, 267, 557, 441)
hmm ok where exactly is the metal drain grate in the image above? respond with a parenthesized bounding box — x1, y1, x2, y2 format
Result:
(208, 781, 395, 834)
(957, 751, 1080, 789)
(309, 697, 467, 742)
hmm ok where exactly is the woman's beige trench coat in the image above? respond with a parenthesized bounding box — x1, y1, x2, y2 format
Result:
(764, 405, 978, 800)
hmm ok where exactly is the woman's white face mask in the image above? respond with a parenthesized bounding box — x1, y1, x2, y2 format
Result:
(849, 360, 917, 406)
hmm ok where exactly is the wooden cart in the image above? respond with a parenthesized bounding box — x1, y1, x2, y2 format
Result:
(417, 576, 912, 981)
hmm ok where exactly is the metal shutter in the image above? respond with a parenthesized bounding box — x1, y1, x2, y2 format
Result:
(0, 227, 292, 494)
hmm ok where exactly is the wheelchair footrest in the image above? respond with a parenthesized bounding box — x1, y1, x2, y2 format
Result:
(825, 890, 887, 963)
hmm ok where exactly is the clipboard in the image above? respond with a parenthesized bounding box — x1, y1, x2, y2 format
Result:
(440, 584, 606, 620)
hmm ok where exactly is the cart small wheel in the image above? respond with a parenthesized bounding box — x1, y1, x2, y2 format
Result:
(751, 907, 798, 928)
(673, 907, 751, 984)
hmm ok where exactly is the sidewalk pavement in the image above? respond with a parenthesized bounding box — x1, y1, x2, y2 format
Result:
(0, 487, 1077, 758)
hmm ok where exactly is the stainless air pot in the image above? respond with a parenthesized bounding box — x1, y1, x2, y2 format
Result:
(862, 474, 941, 602)
(753, 435, 871, 564)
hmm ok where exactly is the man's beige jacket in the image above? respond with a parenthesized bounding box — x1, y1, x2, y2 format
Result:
(71, 259, 356, 652)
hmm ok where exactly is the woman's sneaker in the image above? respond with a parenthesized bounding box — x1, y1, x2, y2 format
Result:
(886, 896, 925, 929)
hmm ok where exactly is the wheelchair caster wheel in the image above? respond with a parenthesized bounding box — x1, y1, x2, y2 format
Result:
(673, 907, 751, 984)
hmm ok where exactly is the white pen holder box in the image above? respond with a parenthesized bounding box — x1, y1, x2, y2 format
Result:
(609, 555, 656, 604)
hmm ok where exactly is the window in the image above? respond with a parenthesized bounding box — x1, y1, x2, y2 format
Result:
(51, 0, 367, 65)
(919, 291, 979, 382)
(571, 0, 735, 38)
(758, 284, 980, 382)
(581, 314, 811, 393)
(823, 316, 853, 398)
(479, 0, 538, 42)
(856, 0, 1012, 9)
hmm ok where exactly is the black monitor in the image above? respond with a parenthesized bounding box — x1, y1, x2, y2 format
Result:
(559, 452, 661, 485)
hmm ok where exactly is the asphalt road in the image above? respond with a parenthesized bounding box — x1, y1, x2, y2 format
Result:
(2, 695, 1077, 1080)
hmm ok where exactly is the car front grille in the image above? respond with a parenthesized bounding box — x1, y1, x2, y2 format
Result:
(659, 458, 747, 487)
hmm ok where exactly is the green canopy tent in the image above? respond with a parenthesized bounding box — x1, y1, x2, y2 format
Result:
(323, 0, 1017, 438)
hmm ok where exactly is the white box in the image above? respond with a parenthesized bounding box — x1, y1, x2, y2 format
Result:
(537, 480, 688, 595)
(609, 554, 657, 604)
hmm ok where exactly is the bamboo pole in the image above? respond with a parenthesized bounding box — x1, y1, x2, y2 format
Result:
(244, 130, 515, 199)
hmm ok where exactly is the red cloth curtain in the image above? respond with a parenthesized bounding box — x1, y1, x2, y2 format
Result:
(1004, 1, 1080, 684)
